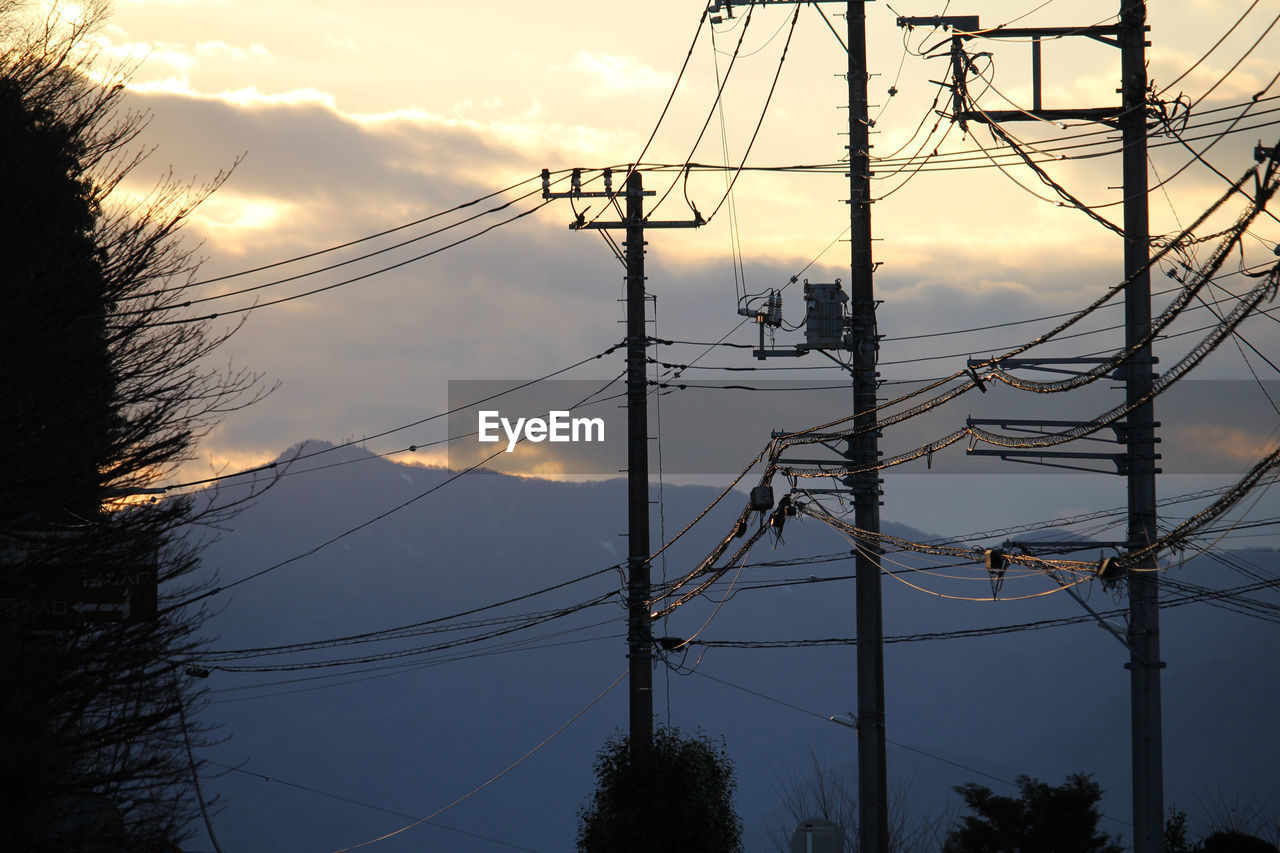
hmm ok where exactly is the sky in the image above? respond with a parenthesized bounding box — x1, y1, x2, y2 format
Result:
(14, 1, 1280, 849)
(50, 0, 1280, 530)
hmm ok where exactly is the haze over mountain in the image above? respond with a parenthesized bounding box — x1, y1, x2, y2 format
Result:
(185, 442, 1280, 852)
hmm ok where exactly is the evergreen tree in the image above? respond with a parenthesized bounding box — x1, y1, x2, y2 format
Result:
(1, 3, 266, 848)
(577, 726, 744, 853)
(943, 774, 1123, 853)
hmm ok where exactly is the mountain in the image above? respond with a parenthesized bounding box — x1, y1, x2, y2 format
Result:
(183, 441, 1280, 852)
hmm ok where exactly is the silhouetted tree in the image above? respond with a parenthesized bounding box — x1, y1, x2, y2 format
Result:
(1198, 793, 1280, 852)
(1, 2, 266, 849)
(1168, 806, 1197, 853)
(942, 774, 1123, 853)
(1201, 831, 1280, 853)
(1164, 800, 1280, 852)
(577, 726, 744, 853)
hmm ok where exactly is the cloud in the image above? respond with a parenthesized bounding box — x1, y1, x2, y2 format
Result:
(194, 40, 271, 60)
(95, 38, 197, 72)
(189, 193, 294, 248)
(564, 51, 669, 97)
(94, 33, 272, 86)
(322, 33, 357, 53)
(107, 86, 643, 481)
(1175, 424, 1277, 464)
(89, 7, 1280, 499)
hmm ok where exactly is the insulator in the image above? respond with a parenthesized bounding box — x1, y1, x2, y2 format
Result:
(1098, 556, 1124, 581)
(760, 290, 783, 327)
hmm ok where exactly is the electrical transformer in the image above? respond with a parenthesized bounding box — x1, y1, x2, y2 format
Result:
(749, 484, 774, 512)
(803, 280, 848, 349)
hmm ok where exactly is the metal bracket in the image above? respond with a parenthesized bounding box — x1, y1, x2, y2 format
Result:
(541, 167, 702, 229)
(1005, 539, 1125, 554)
(964, 447, 1130, 475)
(968, 356, 1152, 379)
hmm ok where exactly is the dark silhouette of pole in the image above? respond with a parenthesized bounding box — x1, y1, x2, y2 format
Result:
(542, 166, 700, 747)
(727, 5, 888, 840)
(898, 3, 1166, 840)
(846, 3, 888, 851)
(1120, 3, 1164, 850)
(624, 170, 654, 747)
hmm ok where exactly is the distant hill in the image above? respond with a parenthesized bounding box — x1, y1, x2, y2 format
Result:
(184, 441, 1280, 852)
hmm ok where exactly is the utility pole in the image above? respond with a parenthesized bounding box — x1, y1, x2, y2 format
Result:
(719, 2, 887, 849)
(623, 171, 655, 747)
(1119, 5, 1165, 850)
(542, 167, 701, 747)
(901, 3, 1164, 848)
(845, 5, 888, 852)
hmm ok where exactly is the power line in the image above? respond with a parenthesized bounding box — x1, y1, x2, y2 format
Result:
(1187, 8, 1280, 109)
(1156, 0, 1262, 95)
(140, 199, 556, 327)
(689, 577, 1280, 648)
(204, 760, 546, 853)
(118, 184, 553, 314)
(649, 1, 760, 218)
(327, 669, 626, 852)
(584, 3, 711, 228)
(208, 632, 622, 705)
(158, 342, 624, 494)
(124, 172, 548, 298)
(203, 605, 616, 674)
(651, 253, 1280, 618)
(684, 668, 1026, 792)
(705, 4, 803, 224)
(166, 371, 626, 610)
(192, 563, 623, 660)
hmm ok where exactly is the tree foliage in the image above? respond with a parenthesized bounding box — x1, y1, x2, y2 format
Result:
(1, 2, 266, 848)
(1169, 806, 1198, 853)
(577, 726, 744, 853)
(942, 774, 1123, 853)
(1164, 800, 1280, 853)
(1200, 831, 1280, 853)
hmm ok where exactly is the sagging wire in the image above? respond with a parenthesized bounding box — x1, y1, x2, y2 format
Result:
(650, 1, 759, 218)
(648, 164, 1280, 618)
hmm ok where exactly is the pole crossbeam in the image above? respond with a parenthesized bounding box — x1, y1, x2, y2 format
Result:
(577, 221, 703, 231)
(958, 107, 1122, 124)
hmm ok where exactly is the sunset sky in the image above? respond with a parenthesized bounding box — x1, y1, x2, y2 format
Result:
(14, 3, 1279, 850)
(48, 0, 1280, 537)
